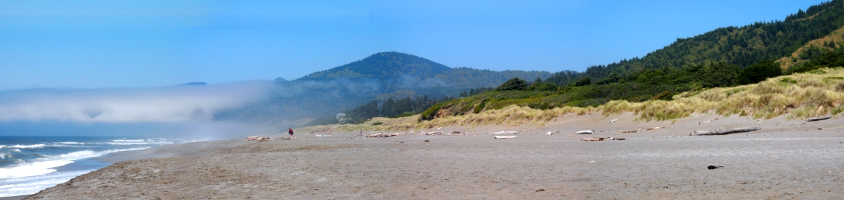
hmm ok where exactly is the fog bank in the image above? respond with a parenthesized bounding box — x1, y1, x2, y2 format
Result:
(0, 81, 274, 123)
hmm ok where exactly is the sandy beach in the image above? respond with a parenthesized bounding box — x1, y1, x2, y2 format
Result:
(23, 113, 844, 199)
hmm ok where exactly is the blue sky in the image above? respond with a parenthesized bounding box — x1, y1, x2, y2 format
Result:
(0, 0, 825, 89)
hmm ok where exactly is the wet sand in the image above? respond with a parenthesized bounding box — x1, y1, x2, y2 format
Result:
(24, 113, 844, 199)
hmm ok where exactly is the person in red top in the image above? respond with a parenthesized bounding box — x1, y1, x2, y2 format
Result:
(288, 128, 294, 140)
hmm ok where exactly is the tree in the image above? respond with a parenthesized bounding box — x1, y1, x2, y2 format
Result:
(528, 82, 558, 91)
(573, 76, 591, 87)
(700, 63, 741, 88)
(495, 78, 528, 91)
(382, 98, 396, 117)
(740, 60, 783, 84)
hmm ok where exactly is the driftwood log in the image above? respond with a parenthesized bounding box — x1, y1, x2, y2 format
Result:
(367, 133, 399, 138)
(618, 126, 664, 133)
(576, 130, 594, 134)
(581, 137, 625, 141)
(699, 118, 719, 125)
(245, 136, 270, 141)
(690, 127, 761, 136)
(494, 136, 517, 139)
(807, 116, 831, 122)
(492, 131, 517, 135)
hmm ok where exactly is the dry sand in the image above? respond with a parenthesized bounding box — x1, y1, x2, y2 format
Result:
(24, 113, 844, 199)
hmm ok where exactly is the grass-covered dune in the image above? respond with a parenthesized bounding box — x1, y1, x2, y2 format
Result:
(302, 68, 844, 133)
(604, 68, 844, 120)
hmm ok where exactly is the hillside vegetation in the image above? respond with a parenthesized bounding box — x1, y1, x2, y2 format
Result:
(420, 60, 787, 121)
(343, 68, 831, 131)
(546, 0, 844, 86)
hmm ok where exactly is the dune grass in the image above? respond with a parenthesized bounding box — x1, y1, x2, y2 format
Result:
(302, 68, 844, 132)
(602, 67, 844, 120)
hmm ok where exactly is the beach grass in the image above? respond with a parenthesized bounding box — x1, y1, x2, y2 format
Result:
(303, 68, 844, 132)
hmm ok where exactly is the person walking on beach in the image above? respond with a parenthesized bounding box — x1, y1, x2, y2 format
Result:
(288, 128, 294, 140)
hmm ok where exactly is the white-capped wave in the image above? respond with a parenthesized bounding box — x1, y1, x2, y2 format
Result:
(112, 139, 144, 143)
(0, 147, 149, 179)
(106, 139, 172, 146)
(0, 169, 90, 197)
(0, 144, 46, 149)
(0, 143, 83, 149)
(53, 142, 85, 145)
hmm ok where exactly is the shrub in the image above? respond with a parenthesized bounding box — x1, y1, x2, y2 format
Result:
(740, 60, 782, 84)
(496, 78, 528, 91)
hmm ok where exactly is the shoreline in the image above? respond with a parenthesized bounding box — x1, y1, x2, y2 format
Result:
(0, 138, 217, 199)
(24, 112, 844, 199)
(0, 196, 24, 200)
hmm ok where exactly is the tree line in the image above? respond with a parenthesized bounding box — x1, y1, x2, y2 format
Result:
(545, 0, 844, 86)
(306, 95, 454, 126)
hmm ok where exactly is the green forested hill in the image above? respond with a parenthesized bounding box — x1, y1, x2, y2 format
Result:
(547, 0, 844, 86)
(422, 1, 844, 122)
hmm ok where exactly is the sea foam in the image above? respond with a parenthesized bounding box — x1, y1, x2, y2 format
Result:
(0, 148, 148, 179)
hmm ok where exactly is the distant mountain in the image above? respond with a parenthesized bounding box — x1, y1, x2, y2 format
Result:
(216, 52, 551, 128)
(272, 77, 288, 83)
(179, 82, 208, 86)
(299, 52, 450, 80)
(285, 52, 549, 88)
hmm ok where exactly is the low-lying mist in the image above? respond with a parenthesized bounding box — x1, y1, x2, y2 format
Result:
(0, 81, 276, 138)
(0, 81, 274, 123)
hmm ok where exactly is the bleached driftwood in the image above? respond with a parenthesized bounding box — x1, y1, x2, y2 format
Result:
(689, 127, 761, 136)
(546, 131, 559, 135)
(367, 133, 399, 138)
(807, 116, 831, 122)
(492, 131, 517, 135)
(618, 126, 664, 133)
(419, 131, 444, 135)
(245, 136, 270, 141)
(315, 135, 331, 137)
(576, 130, 594, 134)
(699, 118, 719, 125)
(581, 137, 625, 141)
(494, 136, 517, 139)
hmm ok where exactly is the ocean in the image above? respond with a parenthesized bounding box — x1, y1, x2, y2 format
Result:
(0, 136, 208, 197)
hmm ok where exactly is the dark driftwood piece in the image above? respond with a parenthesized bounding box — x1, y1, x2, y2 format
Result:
(689, 127, 761, 136)
(807, 116, 831, 122)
